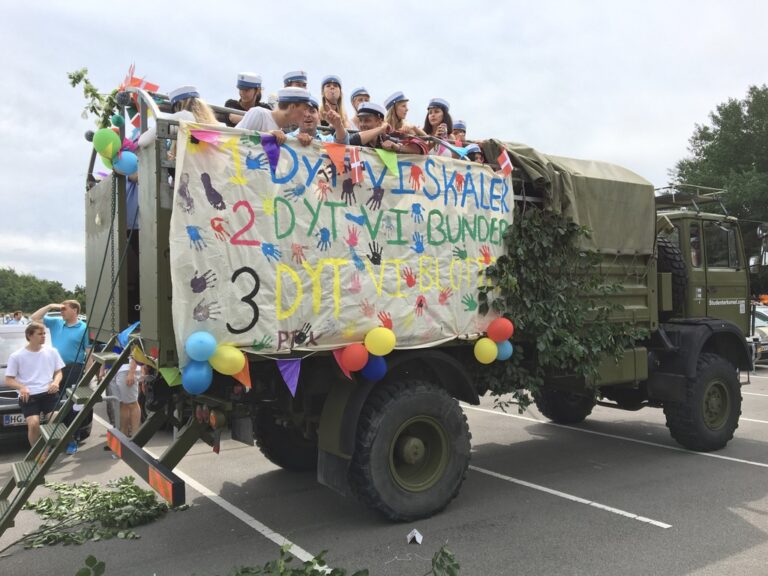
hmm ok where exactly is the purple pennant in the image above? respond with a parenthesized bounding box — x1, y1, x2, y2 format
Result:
(260, 134, 282, 173)
(276, 358, 301, 397)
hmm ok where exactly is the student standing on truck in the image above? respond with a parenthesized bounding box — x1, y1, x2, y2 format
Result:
(452, 120, 467, 143)
(283, 70, 308, 88)
(423, 98, 454, 157)
(236, 87, 313, 144)
(223, 73, 271, 127)
(384, 92, 427, 136)
(349, 87, 370, 129)
(288, 96, 349, 145)
(350, 103, 428, 154)
(5, 322, 65, 447)
(319, 75, 352, 130)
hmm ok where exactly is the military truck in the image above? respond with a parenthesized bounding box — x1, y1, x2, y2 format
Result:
(82, 88, 752, 522)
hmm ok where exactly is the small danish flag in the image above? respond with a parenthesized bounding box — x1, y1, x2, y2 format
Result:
(497, 148, 513, 177)
(349, 146, 365, 184)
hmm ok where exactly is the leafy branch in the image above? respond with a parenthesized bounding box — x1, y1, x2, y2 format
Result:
(68, 67, 118, 129)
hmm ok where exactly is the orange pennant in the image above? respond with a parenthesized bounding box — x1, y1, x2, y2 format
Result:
(323, 142, 347, 176)
(232, 356, 252, 389)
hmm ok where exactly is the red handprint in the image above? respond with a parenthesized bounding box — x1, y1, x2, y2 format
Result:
(291, 243, 307, 264)
(360, 298, 375, 318)
(409, 164, 425, 191)
(402, 266, 417, 288)
(349, 272, 362, 294)
(210, 217, 230, 241)
(346, 225, 359, 248)
(315, 179, 331, 201)
(455, 172, 465, 193)
(414, 295, 428, 317)
(378, 311, 393, 329)
(480, 244, 492, 265)
(438, 287, 453, 305)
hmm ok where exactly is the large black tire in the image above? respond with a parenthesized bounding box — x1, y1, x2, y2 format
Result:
(657, 236, 688, 320)
(663, 353, 741, 451)
(254, 409, 318, 471)
(349, 380, 471, 521)
(534, 388, 596, 424)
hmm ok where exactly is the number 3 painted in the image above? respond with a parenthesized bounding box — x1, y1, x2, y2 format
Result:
(227, 266, 260, 334)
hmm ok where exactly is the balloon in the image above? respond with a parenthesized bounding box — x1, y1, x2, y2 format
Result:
(364, 327, 396, 356)
(496, 340, 514, 361)
(360, 354, 387, 381)
(474, 338, 498, 365)
(209, 344, 246, 375)
(341, 343, 369, 372)
(185, 331, 218, 362)
(101, 154, 113, 169)
(487, 318, 515, 343)
(182, 361, 213, 394)
(111, 114, 125, 127)
(93, 128, 121, 158)
(113, 151, 138, 176)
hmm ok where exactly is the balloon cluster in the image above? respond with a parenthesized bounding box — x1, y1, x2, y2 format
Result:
(182, 332, 246, 394)
(91, 116, 138, 176)
(337, 327, 397, 382)
(474, 317, 515, 364)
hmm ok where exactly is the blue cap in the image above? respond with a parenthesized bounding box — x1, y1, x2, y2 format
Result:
(321, 74, 342, 87)
(169, 85, 200, 104)
(350, 87, 369, 100)
(277, 87, 311, 104)
(428, 98, 450, 112)
(283, 70, 308, 85)
(384, 91, 408, 110)
(356, 102, 386, 119)
(454, 120, 466, 131)
(237, 73, 262, 89)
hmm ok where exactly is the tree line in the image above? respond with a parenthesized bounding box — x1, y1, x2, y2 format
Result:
(0, 267, 85, 315)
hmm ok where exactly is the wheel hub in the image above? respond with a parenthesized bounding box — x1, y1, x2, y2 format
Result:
(397, 436, 426, 465)
(702, 380, 730, 430)
(389, 416, 449, 492)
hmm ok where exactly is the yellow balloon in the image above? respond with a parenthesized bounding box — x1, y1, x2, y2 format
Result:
(209, 345, 246, 375)
(474, 338, 498, 365)
(364, 327, 397, 356)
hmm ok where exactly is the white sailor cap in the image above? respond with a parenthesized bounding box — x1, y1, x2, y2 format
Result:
(237, 73, 262, 89)
(321, 74, 342, 87)
(308, 95, 320, 109)
(466, 143, 482, 155)
(283, 70, 308, 85)
(277, 87, 311, 104)
(384, 91, 408, 110)
(427, 98, 450, 112)
(169, 85, 200, 104)
(350, 87, 369, 101)
(454, 120, 467, 131)
(356, 102, 386, 119)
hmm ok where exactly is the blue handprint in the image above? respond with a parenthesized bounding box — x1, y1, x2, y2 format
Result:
(261, 242, 282, 263)
(317, 227, 332, 251)
(350, 247, 365, 271)
(411, 203, 424, 223)
(411, 231, 425, 254)
(246, 152, 268, 170)
(186, 226, 207, 251)
(284, 184, 306, 201)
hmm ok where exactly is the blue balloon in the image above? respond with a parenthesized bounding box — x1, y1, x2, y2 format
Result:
(185, 331, 218, 362)
(113, 150, 138, 176)
(360, 354, 387, 382)
(182, 361, 213, 395)
(496, 340, 514, 361)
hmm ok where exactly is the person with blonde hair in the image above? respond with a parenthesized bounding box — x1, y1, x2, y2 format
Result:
(319, 75, 352, 130)
(384, 91, 426, 136)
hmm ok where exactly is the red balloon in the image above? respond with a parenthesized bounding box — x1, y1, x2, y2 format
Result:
(487, 318, 514, 343)
(341, 343, 369, 372)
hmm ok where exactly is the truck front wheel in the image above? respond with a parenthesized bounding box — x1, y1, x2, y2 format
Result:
(663, 353, 741, 451)
(349, 380, 471, 521)
(534, 388, 596, 424)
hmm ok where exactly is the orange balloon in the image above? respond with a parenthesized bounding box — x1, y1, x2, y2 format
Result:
(487, 318, 514, 343)
(341, 343, 369, 372)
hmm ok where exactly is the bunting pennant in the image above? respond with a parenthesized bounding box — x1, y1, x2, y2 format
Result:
(117, 320, 141, 349)
(190, 129, 222, 145)
(432, 137, 471, 159)
(158, 367, 182, 387)
(261, 134, 282, 173)
(497, 148, 513, 177)
(276, 358, 302, 397)
(232, 359, 252, 389)
(375, 148, 400, 176)
(349, 146, 364, 184)
(332, 349, 352, 379)
(323, 142, 347, 176)
(132, 346, 157, 369)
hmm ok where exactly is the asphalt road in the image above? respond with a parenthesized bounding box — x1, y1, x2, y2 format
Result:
(1, 367, 767, 576)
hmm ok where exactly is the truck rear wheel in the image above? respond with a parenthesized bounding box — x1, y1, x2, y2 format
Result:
(534, 388, 596, 424)
(657, 236, 688, 320)
(349, 379, 471, 521)
(663, 353, 741, 451)
(254, 408, 318, 471)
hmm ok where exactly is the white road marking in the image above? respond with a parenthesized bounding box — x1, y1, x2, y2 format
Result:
(93, 414, 317, 563)
(742, 417, 768, 425)
(470, 465, 672, 529)
(463, 405, 768, 469)
(743, 391, 768, 397)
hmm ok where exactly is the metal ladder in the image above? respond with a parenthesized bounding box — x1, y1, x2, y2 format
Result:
(0, 339, 133, 538)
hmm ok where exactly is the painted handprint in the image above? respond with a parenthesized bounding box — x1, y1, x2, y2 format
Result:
(411, 231, 425, 254)
(192, 298, 221, 321)
(284, 184, 306, 201)
(291, 243, 308, 264)
(480, 244, 492, 265)
(409, 164, 424, 191)
(411, 203, 424, 223)
(462, 294, 478, 312)
(367, 241, 383, 265)
(341, 178, 356, 205)
(293, 322, 312, 345)
(345, 225, 359, 248)
(360, 299, 375, 318)
(365, 186, 384, 211)
(401, 266, 417, 288)
(261, 242, 282, 263)
(377, 311, 393, 329)
(453, 245, 468, 260)
(246, 152, 268, 170)
(455, 172, 465, 193)
(350, 248, 365, 271)
(177, 172, 194, 213)
(251, 335, 273, 351)
(349, 272, 362, 294)
(201, 173, 226, 210)
(316, 227, 332, 251)
(414, 295, 428, 317)
(438, 287, 453, 305)
(315, 179, 331, 201)
(186, 226, 207, 251)
(190, 269, 217, 294)
(210, 217, 230, 241)
(383, 215, 395, 239)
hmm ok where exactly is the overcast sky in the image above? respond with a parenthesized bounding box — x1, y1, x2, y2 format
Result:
(0, 0, 765, 291)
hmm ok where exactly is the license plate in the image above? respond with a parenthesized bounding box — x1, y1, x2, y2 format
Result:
(3, 413, 26, 427)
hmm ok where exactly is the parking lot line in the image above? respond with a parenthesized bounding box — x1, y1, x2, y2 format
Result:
(743, 391, 768, 397)
(742, 417, 768, 425)
(463, 405, 768, 469)
(469, 465, 672, 529)
(92, 415, 318, 563)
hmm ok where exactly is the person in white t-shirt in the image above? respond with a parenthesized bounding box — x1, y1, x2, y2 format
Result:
(4, 322, 65, 446)
(236, 87, 313, 143)
(114, 357, 143, 437)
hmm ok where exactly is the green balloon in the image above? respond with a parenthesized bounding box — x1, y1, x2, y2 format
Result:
(111, 114, 125, 127)
(101, 154, 113, 169)
(93, 128, 121, 158)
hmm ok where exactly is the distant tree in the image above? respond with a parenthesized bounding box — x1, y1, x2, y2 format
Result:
(0, 268, 85, 315)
